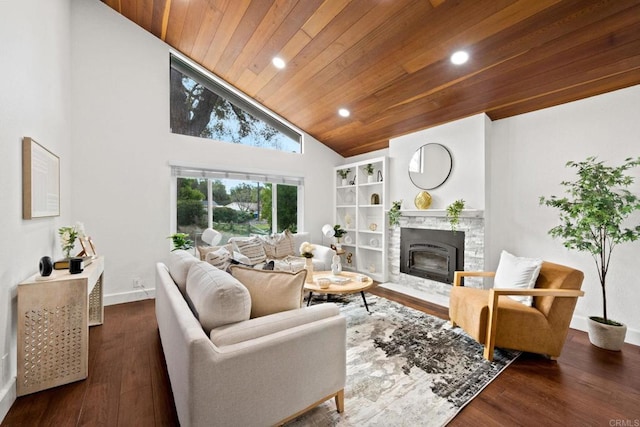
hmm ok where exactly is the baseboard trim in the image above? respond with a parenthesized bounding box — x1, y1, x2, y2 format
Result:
(0, 377, 16, 424)
(104, 288, 155, 306)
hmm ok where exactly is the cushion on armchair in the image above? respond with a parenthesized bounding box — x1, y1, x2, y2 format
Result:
(493, 250, 542, 306)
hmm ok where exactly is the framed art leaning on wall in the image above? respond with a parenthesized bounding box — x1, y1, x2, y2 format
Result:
(22, 137, 60, 219)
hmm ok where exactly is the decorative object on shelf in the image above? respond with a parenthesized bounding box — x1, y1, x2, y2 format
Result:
(300, 241, 316, 284)
(414, 191, 432, 209)
(39, 256, 53, 277)
(337, 168, 350, 186)
(348, 175, 357, 186)
(58, 224, 81, 258)
(377, 170, 383, 182)
(371, 193, 380, 205)
(69, 257, 84, 275)
(344, 235, 353, 244)
(78, 236, 97, 258)
(344, 191, 354, 204)
(446, 199, 466, 232)
(368, 264, 376, 273)
(540, 156, 640, 351)
(369, 238, 379, 247)
(365, 163, 375, 183)
(168, 232, 194, 251)
(369, 223, 378, 231)
(346, 252, 353, 266)
(389, 200, 402, 227)
(408, 143, 452, 190)
(331, 254, 343, 275)
(344, 213, 353, 228)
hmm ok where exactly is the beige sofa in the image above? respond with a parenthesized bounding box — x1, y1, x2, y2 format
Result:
(156, 250, 347, 427)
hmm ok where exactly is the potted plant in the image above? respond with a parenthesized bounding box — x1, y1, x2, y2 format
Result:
(168, 233, 194, 251)
(540, 156, 640, 351)
(388, 200, 402, 227)
(364, 163, 375, 183)
(446, 199, 465, 232)
(337, 168, 350, 186)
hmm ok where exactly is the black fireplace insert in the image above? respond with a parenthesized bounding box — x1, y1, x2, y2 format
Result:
(400, 228, 465, 284)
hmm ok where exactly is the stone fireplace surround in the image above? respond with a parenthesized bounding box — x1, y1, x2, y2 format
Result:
(381, 210, 485, 307)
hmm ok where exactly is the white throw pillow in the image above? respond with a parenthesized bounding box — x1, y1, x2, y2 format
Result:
(230, 265, 306, 318)
(232, 237, 267, 265)
(205, 247, 232, 271)
(186, 261, 251, 333)
(494, 250, 543, 306)
(167, 249, 199, 294)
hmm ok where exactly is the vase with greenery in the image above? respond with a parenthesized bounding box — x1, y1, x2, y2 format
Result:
(540, 156, 640, 350)
(389, 200, 402, 227)
(58, 225, 80, 258)
(364, 164, 375, 182)
(168, 233, 194, 251)
(299, 241, 316, 283)
(446, 199, 465, 232)
(337, 168, 350, 185)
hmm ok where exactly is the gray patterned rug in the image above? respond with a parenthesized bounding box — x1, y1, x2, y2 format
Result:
(289, 294, 519, 426)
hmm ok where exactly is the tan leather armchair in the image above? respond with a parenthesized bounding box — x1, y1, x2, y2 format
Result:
(449, 261, 584, 361)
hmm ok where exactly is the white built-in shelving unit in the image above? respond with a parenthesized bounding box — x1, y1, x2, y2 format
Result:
(334, 156, 388, 282)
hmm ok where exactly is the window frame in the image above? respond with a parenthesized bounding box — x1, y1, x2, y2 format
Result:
(170, 165, 304, 239)
(170, 53, 303, 152)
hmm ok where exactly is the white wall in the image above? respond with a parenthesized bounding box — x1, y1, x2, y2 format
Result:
(488, 85, 640, 345)
(70, 0, 343, 304)
(0, 0, 72, 418)
(388, 114, 487, 211)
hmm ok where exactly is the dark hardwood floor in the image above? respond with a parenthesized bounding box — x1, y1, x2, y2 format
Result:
(3, 287, 639, 426)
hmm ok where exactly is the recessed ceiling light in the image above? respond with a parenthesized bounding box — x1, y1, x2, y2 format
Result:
(272, 57, 286, 69)
(338, 108, 350, 117)
(450, 50, 469, 65)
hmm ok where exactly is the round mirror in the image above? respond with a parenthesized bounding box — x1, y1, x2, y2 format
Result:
(408, 143, 452, 189)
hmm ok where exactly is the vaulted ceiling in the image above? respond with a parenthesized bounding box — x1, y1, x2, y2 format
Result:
(101, 0, 640, 157)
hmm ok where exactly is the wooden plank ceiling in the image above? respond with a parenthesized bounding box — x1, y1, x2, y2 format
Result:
(101, 0, 640, 157)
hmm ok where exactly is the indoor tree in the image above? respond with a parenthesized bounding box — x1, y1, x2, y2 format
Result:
(540, 156, 640, 326)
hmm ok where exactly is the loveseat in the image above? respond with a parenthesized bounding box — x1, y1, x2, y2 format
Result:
(156, 249, 347, 426)
(198, 231, 335, 272)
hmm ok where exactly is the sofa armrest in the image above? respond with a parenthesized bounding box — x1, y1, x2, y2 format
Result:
(210, 304, 340, 347)
(191, 309, 347, 426)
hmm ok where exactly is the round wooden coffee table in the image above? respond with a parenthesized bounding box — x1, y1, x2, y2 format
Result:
(304, 271, 375, 312)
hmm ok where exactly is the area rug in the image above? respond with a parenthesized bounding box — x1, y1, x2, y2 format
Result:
(288, 294, 520, 426)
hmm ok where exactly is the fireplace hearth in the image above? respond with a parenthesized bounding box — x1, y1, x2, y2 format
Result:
(400, 228, 464, 284)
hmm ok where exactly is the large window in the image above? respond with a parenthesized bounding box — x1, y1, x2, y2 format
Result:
(173, 167, 301, 245)
(170, 55, 301, 153)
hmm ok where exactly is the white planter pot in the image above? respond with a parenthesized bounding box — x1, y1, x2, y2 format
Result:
(367, 175, 375, 183)
(587, 317, 627, 351)
(341, 178, 347, 186)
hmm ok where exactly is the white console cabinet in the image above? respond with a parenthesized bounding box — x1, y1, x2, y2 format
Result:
(17, 256, 104, 396)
